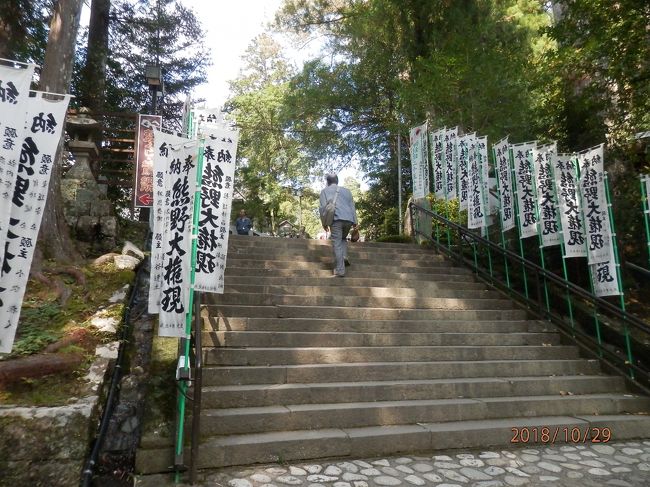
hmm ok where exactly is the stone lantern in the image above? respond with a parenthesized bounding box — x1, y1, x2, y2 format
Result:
(65, 107, 102, 179)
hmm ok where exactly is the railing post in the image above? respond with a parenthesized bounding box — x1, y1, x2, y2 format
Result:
(190, 292, 203, 485)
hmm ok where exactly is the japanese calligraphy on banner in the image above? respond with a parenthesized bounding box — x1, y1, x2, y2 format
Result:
(0, 63, 35, 242)
(190, 107, 227, 139)
(467, 134, 486, 229)
(494, 137, 515, 232)
(477, 135, 492, 216)
(590, 244, 620, 296)
(409, 123, 429, 199)
(148, 130, 189, 314)
(134, 114, 162, 207)
(430, 128, 445, 198)
(644, 175, 650, 210)
(533, 143, 561, 247)
(512, 141, 538, 239)
(194, 127, 240, 293)
(578, 145, 612, 265)
(444, 127, 458, 199)
(553, 153, 587, 258)
(157, 139, 199, 337)
(457, 134, 471, 210)
(0, 93, 71, 353)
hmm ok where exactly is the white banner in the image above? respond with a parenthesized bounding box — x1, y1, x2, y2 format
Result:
(477, 135, 493, 216)
(590, 243, 620, 297)
(457, 134, 471, 210)
(0, 93, 71, 353)
(190, 107, 228, 139)
(512, 141, 538, 239)
(444, 127, 458, 199)
(157, 140, 199, 337)
(578, 145, 612, 265)
(553, 153, 587, 258)
(194, 127, 239, 293)
(645, 175, 650, 212)
(533, 143, 561, 247)
(467, 134, 486, 229)
(409, 123, 429, 199)
(494, 137, 515, 232)
(0, 63, 35, 247)
(148, 130, 189, 314)
(431, 128, 445, 198)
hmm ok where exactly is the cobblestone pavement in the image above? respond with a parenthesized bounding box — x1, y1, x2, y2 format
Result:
(138, 440, 650, 486)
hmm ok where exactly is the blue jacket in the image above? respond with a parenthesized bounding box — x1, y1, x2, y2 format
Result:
(319, 184, 357, 224)
(236, 216, 252, 234)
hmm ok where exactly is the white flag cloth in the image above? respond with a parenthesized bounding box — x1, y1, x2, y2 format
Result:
(457, 134, 471, 210)
(0, 63, 35, 249)
(194, 127, 239, 293)
(149, 130, 190, 314)
(190, 107, 228, 139)
(444, 127, 458, 199)
(157, 139, 200, 337)
(430, 128, 445, 199)
(578, 145, 612, 265)
(590, 244, 620, 296)
(467, 134, 486, 229)
(0, 92, 71, 353)
(409, 123, 429, 199)
(512, 141, 538, 239)
(477, 136, 493, 216)
(533, 143, 562, 247)
(494, 137, 515, 232)
(553, 153, 587, 258)
(644, 175, 650, 213)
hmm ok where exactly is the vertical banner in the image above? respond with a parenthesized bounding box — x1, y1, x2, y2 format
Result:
(0, 93, 71, 353)
(444, 127, 458, 199)
(0, 63, 35, 244)
(134, 114, 162, 207)
(148, 129, 189, 314)
(190, 107, 227, 139)
(590, 244, 620, 296)
(431, 128, 445, 198)
(644, 175, 650, 211)
(533, 143, 562, 247)
(157, 140, 199, 337)
(553, 153, 587, 258)
(494, 137, 515, 231)
(467, 134, 486, 229)
(512, 141, 538, 238)
(409, 123, 429, 199)
(578, 145, 612, 265)
(194, 127, 240, 293)
(477, 135, 492, 215)
(457, 134, 471, 210)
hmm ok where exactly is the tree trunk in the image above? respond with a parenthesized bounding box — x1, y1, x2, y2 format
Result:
(80, 0, 110, 112)
(37, 0, 83, 265)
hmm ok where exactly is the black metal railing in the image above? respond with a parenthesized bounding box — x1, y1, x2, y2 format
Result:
(409, 201, 650, 393)
(189, 293, 203, 485)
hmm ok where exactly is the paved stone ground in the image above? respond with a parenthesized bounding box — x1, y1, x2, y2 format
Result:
(136, 440, 650, 486)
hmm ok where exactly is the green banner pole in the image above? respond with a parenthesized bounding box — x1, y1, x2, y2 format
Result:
(479, 143, 493, 277)
(641, 176, 650, 268)
(604, 172, 633, 378)
(510, 147, 529, 299)
(530, 151, 551, 314)
(174, 138, 205, 483)
(492, 148, 511, 289)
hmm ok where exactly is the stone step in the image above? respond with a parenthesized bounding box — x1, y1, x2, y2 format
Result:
(206, 293, 515, 311)
(227, 259, 468, 273)
(202, 359, 601, 386)
(201, 394, 650, 436)
(203, 317, 552, 334)
(222, 275, 479, 287)
(204, 345, 579, 366)
(209, 305, 528, 321)
(135, 414, 650, 472)
(228, 236, 431, 251)
(202, 331, 560, 348)
(224, 267, 472, 279)
(202, 375, 624, 408)
(227, 250, 446, 262)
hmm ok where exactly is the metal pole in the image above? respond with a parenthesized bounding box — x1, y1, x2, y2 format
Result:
(604, 172, 633, 378)
(510, 147, 529, 299)
(398, 132, 403, 235)
(175, 139, 205, 483)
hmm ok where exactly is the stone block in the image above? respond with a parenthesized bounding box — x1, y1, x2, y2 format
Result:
(114, 254, 140, 270)
(100, 216, 118, 238)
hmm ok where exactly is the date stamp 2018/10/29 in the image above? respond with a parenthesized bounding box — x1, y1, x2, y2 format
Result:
(511, 426, 611, 444)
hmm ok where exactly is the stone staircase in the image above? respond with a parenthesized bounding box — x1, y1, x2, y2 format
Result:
(136, 235, 650, 474)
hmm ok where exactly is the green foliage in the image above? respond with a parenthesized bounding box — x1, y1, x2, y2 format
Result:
(376, 234, 413, 243)
(0, 0, 52, 63)
(382, 207, 400, 236)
